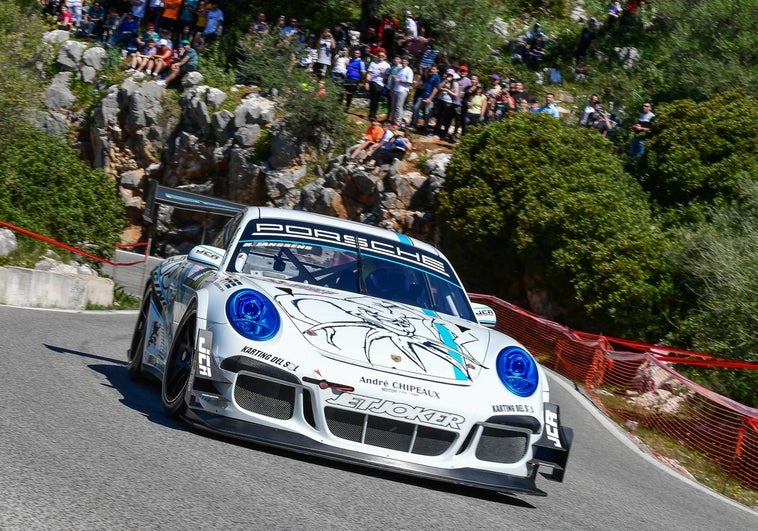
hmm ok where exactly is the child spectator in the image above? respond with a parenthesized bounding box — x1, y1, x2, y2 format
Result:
(158, 39, 198, 86)
(128, 38, 157, 74)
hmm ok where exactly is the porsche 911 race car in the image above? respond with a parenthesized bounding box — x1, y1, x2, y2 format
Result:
(128, 207, 571, 495)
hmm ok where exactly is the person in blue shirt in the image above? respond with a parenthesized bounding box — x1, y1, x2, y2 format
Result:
(538, 93, 560, 118)
(342, 48, 366, 111)
(410, 65, 441, 132)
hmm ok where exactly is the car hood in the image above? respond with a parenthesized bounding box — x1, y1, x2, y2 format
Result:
(252, 277, 492, 384)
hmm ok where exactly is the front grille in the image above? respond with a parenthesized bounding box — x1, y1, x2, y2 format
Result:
(475, 426, 529, 463)
(324, 406, 457, 456)
(234, 373, 295, 420)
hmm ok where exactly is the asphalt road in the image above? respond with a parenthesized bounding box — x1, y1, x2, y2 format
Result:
(1, 306, 755, 530)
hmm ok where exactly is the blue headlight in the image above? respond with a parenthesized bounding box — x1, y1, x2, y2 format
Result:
(496, 346, 539, 397)
(226, 289, 280, 341)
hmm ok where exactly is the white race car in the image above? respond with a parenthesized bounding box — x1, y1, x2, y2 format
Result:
(128, 207, 571, 495)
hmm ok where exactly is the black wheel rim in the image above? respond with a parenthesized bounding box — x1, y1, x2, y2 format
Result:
(165, 321, 195, 402)
(129, 296, 149, 363)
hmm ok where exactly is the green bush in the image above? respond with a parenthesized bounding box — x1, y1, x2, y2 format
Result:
(632, 91, 758, 216)
(438, 114, 675, 339)
(665, 179, 758, 406)
(0, 124, 126, 258)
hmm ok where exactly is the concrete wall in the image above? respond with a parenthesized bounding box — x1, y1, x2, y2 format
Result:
(0, 266, 114, 309)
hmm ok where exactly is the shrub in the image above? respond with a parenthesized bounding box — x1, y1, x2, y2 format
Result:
(437, 114, 675, 339)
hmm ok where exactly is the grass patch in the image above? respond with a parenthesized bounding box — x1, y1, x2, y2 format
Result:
(590, 387, 758, 509)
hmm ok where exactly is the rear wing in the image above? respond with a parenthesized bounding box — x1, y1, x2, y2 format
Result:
(143, 181, 246, 222)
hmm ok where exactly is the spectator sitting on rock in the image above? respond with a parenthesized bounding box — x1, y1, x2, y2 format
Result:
(523, 33, 546, 69)
(157, 39, 198, 86)
(102, 7, 121, 41)
(365, 130, 412, 173)
(357, 122, 395, 165)
(82, 1, 105, 39)
(57, 5, 74, 31)
(135, 22, 160, 50)
(144, 39, 173, 78)
(349, 119, 385, 162)
(127, 38, 158, 74)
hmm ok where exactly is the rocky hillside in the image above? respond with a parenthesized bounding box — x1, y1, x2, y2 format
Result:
(44, 30, 455, 254)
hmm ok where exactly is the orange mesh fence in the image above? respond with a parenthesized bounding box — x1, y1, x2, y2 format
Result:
(470, 293, 758, 491)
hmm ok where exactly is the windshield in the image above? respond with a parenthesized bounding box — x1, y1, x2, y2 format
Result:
(227, 218, 476, 322)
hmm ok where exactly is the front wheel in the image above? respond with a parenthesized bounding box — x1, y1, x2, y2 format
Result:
(161, 301, 197, 418)
(128, 288, 156, 382)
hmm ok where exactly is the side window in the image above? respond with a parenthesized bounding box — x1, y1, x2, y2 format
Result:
(213, 212, 243, 250)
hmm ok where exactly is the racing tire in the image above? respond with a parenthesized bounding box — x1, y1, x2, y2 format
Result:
(127, 288, 155, 382)
(161, 300, 198, 418)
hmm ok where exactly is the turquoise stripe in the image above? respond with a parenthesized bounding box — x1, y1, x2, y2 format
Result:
(424, 309, 467, 380)
(396, 233, 412, 244)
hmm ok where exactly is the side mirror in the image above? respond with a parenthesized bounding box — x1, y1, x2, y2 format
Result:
(188, 245, 226, 269)
(471, 302, 496, 328)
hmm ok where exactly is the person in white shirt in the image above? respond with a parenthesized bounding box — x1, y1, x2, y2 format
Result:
(404, 11, 418, 38)
(366, 51, 390, 121)
(390, 56, 414, 126)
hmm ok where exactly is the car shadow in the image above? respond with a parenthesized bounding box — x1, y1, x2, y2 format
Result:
(43, 343, 187, 432)
(44, 341, 537, 508)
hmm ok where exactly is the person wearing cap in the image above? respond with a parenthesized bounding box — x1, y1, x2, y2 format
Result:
(135, 21, 160, 50)
(145, 38, 173, 78)
(158, 39, 198, 86)
(433, 68, 460, 141)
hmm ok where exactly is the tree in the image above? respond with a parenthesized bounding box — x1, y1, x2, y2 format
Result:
(437, 114, 675, 339)
(631, 91, 758, 218)
(0, 2, 125, 258)
(651, 0, 758, 102)
(665, 178, 758, 406)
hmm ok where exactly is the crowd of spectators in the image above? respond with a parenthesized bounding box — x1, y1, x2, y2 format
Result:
(39, 2, 654, 153)
(41, 0, 211, 87)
